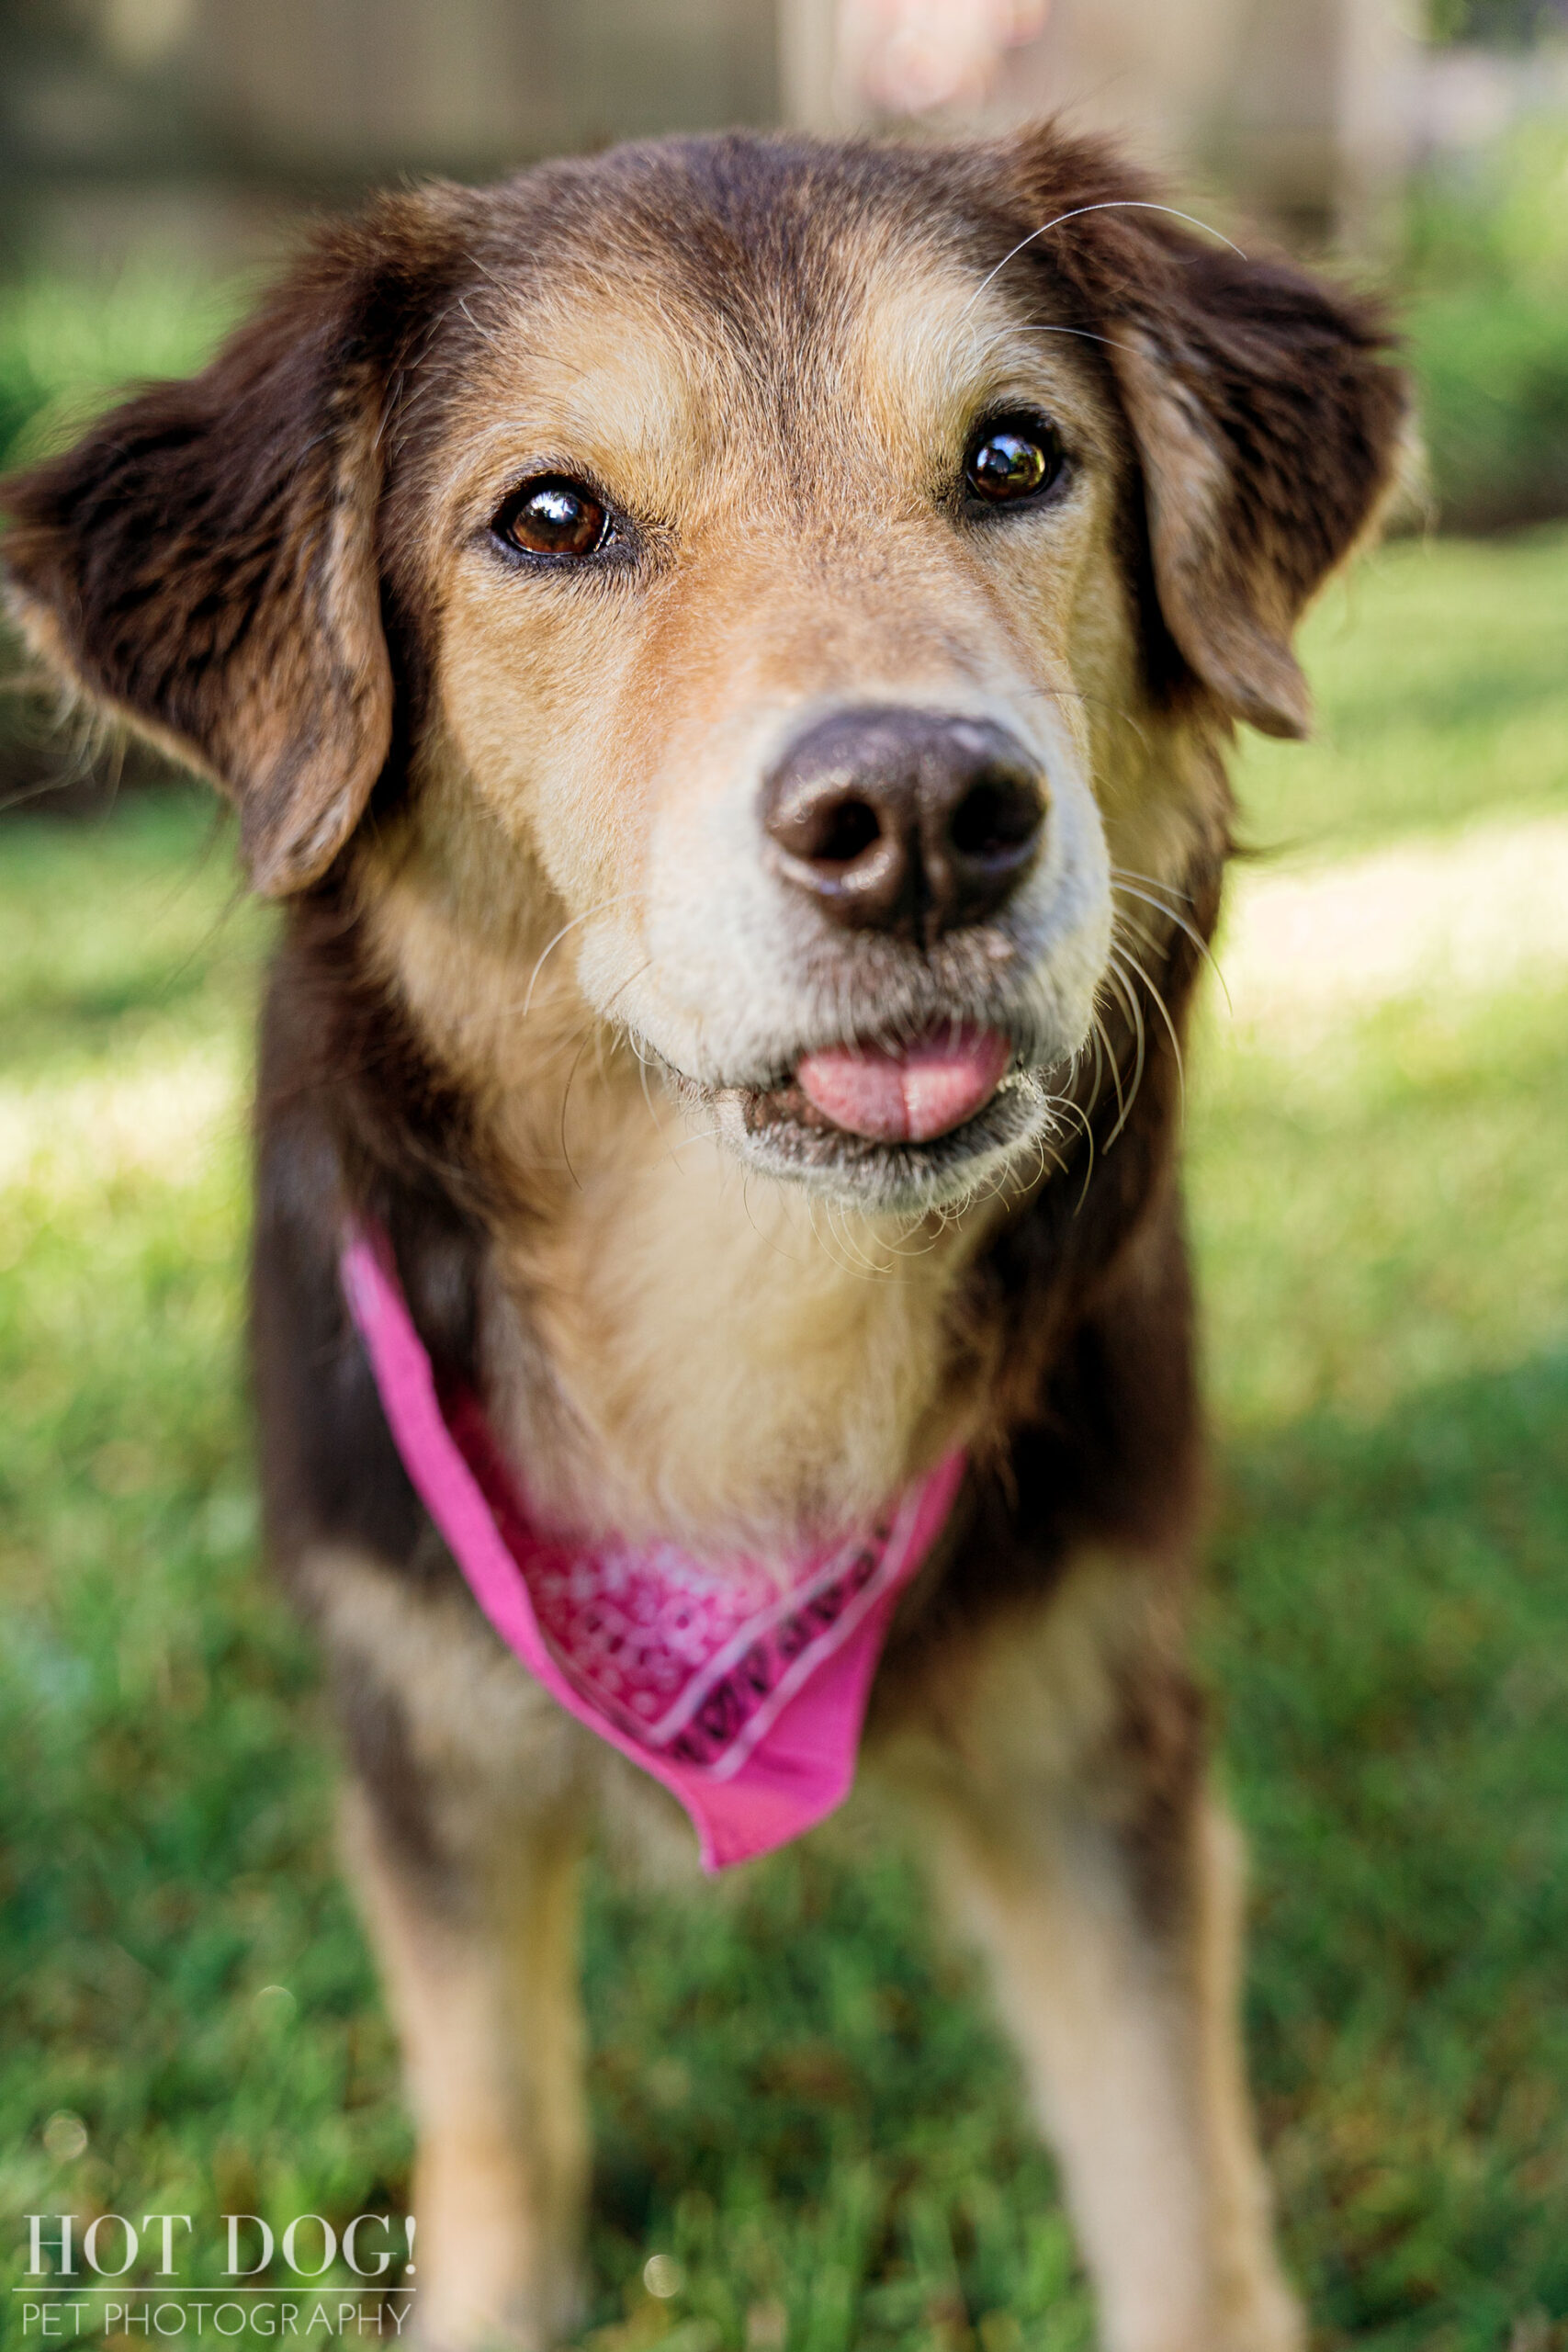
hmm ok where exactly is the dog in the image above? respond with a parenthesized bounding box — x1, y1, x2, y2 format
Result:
(4, 125, 1405, 2352)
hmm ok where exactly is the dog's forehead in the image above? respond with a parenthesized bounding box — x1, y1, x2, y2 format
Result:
(434, 177, 1111, 516)
(842, 243, 1111, 461)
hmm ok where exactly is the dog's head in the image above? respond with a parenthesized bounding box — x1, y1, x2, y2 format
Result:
(4, 131, 1404, 1213)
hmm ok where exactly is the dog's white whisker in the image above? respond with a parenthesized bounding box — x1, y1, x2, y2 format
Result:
(1088, 1007, 1127, 1140)
(1015, 680, 1152, 755)
(739, 1170, 807, 1267)
(1110, 875, 1232, 1012)
(519, 893, 637, 1025)
(1099, 961, 1146, 1148)
(1044, 1089, 1096, 1212)
(1111, 938, 1185, 1122)
(828, 1196, 892, 1280)
(964, 199, 1247, 318)
(556, 1029, 592, 1190)
(636, 1046, 690, 1178)
(1109, 865, 1195, 903)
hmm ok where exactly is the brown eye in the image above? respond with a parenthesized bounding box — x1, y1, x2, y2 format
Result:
(492, 476, 609, 559)
(964, 420, 1063, 506)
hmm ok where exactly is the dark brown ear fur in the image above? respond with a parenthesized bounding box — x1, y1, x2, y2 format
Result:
(993, 130, 1409, 738)
(2, 191, 468, 895)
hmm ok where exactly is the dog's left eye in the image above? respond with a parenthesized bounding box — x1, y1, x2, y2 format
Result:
(491, 476, 610, 560)
(964, 418, 1065, 508)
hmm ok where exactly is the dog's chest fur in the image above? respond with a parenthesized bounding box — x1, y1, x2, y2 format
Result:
(479, 1136, 986, 1557)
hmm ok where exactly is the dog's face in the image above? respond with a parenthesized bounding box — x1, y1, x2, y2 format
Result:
(425, 216, 1129, 1207)
(5, 133, 1404, 1214)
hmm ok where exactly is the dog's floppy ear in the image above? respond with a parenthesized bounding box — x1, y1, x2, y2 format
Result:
(1101, 249, 1407, 738)
(3, 198, 462, 894)
(997, 138, 1409, 738)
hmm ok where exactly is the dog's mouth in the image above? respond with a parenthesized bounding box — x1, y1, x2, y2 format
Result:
(679, 1019, 1055, 1208)
(769, 1023, 1012, 1144)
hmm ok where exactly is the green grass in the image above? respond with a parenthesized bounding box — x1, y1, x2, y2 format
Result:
(0, 273, 247, 476)
(2, 533, 1567, 2349)
(1409, 288, 1568, 534)
(1404, 115, 1568, 533)
(1235, 526, 1568, 855)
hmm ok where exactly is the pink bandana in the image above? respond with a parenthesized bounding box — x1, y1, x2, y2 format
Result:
(340, 1226, 964, 1871)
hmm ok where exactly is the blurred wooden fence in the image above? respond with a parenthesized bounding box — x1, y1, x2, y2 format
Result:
(1, 0, 1417, 270)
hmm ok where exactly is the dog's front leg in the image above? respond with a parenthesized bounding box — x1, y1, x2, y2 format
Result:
(889, 1566, 1303, 2352)
(342, 1769, 590, 2351)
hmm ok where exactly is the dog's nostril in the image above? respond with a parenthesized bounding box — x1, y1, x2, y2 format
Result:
(811, 797, 883, 865)
(761, 707, 1046, 943)
(948, 775, 1043, 862)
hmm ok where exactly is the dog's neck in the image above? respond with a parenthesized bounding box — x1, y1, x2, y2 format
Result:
(479, 1076, 998, 1557)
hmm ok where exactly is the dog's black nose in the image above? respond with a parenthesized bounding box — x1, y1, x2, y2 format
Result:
(761, 706, 1046, 945)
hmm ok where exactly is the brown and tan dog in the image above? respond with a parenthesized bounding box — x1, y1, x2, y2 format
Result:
(4, 127, 1404, 2352)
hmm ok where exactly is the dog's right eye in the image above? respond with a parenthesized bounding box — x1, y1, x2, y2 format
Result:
(491, 477, 610, 560)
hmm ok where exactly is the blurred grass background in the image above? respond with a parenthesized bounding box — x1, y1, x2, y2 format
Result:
(2, 519, 1566, 2347)
(1405, 115, 1568, 530)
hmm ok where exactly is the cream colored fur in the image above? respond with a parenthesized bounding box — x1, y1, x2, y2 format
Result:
(877, 1556, 1303, 2352)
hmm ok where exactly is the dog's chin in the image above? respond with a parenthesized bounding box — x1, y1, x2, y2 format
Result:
(684, 1065, 1061, 1213)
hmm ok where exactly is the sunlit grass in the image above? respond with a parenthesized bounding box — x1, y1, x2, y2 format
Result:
(3, 533, 1567, 2347)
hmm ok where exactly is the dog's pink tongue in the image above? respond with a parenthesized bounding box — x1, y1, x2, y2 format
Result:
(795, 1027, 1010, 1144)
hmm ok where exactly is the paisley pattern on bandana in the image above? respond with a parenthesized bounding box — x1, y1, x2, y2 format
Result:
(341, 1225, 964, 1870)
